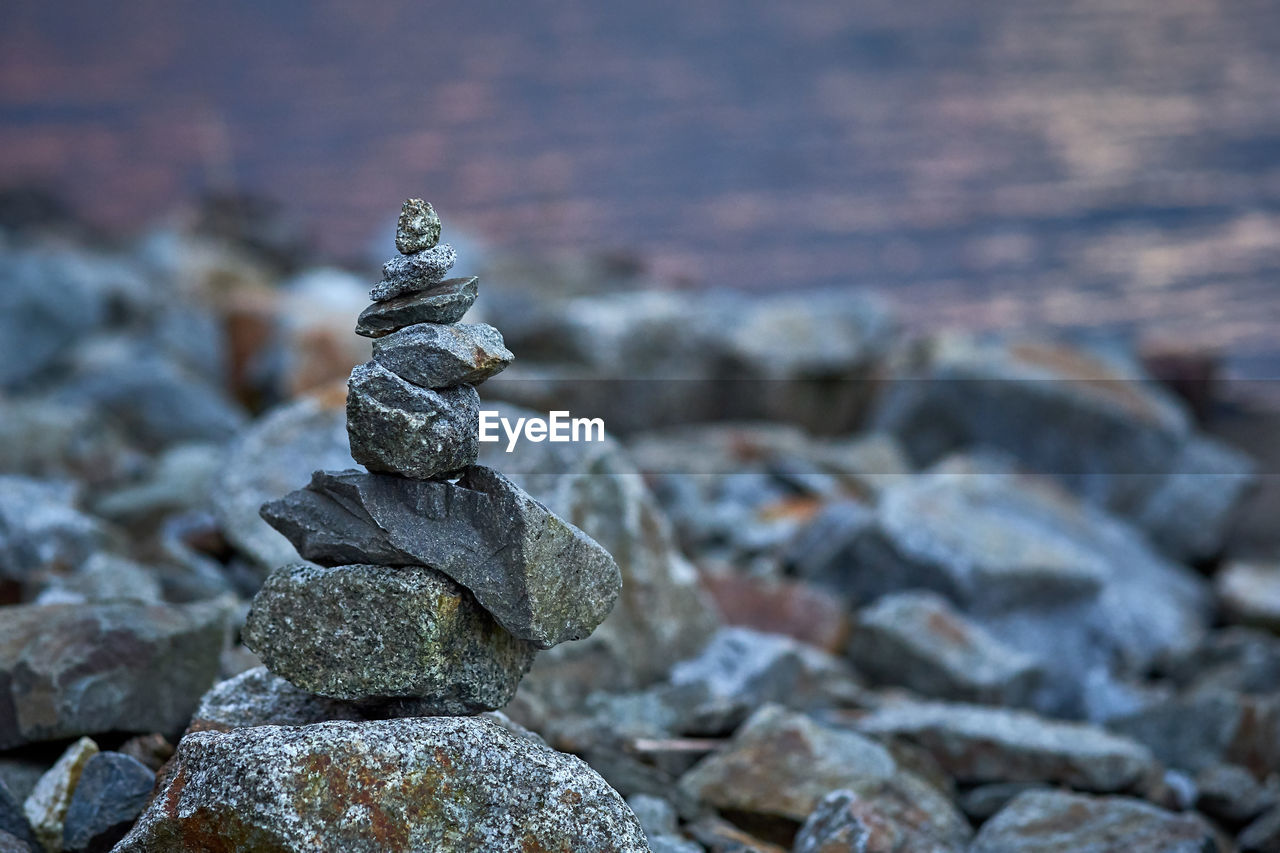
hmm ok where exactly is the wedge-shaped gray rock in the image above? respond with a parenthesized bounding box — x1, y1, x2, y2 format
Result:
(346, 361, 478, 479)
(113, 717, 649, 852)
(244, 563, 536, 705)
(355, 276, 478, 337)
(373, 322, 512, 387)
(371, 243, 456, 301)
(395, 198, 441, 254)
(259, 466, 622, 648)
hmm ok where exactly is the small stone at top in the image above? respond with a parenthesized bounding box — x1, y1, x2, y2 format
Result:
(396, 198, 442, 254)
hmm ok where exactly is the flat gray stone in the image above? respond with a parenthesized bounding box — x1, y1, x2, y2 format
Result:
(354, 276, 479, 337)
(394, 198, 441, 254)
(971, 789, 1217, 853)
(61, 752, 154, 853)
(243, 563, 537, 706)
(114, 717, 649, 852)
(372, 322, 512, 387)
(346, 361, 478, 479)
(259, 467, 621, 649)
(850, 591, 1042, 706)
(855, 699, 1158, 793)
(0, 602, 229, 749)
(371, 243, 456, 301)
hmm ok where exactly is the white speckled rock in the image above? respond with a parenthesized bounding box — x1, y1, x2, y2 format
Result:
(114, 717, 649, 852)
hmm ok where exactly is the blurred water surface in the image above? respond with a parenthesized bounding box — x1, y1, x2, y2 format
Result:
(2, 0, 1279, 376)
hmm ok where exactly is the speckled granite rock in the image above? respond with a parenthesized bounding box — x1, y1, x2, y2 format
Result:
(260, 467, 622, 649)
(371, 243, 456, 301)
(372, 322, 512, 387)
(795, 788, 965, 853)
(355, 276, 479, 336)
(970, 789, 1219, 853)
(113, 717, 649, 852)
(394, 198, 441, 254)
(346, 361, 479, 479)
(243, 564, 536, 706)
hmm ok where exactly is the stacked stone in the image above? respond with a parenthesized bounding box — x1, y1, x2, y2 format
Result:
(243, 199, 622, 714)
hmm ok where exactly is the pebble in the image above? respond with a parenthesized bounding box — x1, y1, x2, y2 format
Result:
(354, 276, 479, 336)
(345, 361, 479, 479)
(60, 752, 155, 853)
(371, 243, 456, 301)
(23, 737, 98, 853)
(394, 198, 441, 254)
(371, 321, 512, 387)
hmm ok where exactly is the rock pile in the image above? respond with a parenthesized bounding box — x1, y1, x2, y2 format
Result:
(116, 201, 642, 852)
(243, 199, 622, 709)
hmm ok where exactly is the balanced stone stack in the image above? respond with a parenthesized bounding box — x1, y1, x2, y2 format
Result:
(244, 199, 622, 713)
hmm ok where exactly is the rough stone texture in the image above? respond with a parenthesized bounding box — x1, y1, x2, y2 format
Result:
(23, 737, 97, 853)
(213, 395, 356, 571)
(850, 591, 1042, 706)
(371, 243, 456, 301)
(188, 667, 368, 732)
(260, 466, 621, 649)
(0, 778, 35, 853)
(355, 276, 478, 336)
(855, 700, 1158, 793)
(679, 705, 970, 848)
(479, 402, 719, 693)
(372, 321, 512, 388)
(1217, 561, 1280, 631)
(970, 789, 1219, 852)
(0, 601, 228, 749)
(61, 752, 154, 853)
(791, 457, 1210, 718)
(244, 563, 536, 706)
(346, 361, 479, 479)
(794, 788, 965, 853)
(114, 716, 649, 852)
(394, 198, 441, 254)
(872, 334, 1254, 562)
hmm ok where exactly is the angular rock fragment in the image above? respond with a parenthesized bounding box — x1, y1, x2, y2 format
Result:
(371, 243, 456, 301)
(0, 601, 229, 749)
(795, 788, 964, 853)
(188, 667, 369, 733)
(346, 361, 479, 479)
(60, 752, 154, 853)
(372, 322, 512, 387)
(855, 700, 1158, 793)
(260, 467, 621, 648)
(114, 717, 649, 852)
(850, 591, 1042, 706)
(243, 563, 537, 706)
(355, 276, 479, 336)
(970, 789, 1218, 853)
(23, 737, 97, 853)
(394, 198, 441, 254)
(679, 705, 970, 847)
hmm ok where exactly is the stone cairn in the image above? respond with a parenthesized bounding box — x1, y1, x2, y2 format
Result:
(243, 199, 622, 712)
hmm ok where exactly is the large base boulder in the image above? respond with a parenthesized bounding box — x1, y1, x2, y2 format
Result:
(114, 717, 649, 852)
